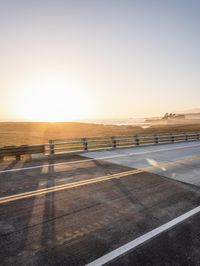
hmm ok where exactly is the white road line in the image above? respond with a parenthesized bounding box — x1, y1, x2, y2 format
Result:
(0, 142, 200, 174)
(87, 205, 200, 266)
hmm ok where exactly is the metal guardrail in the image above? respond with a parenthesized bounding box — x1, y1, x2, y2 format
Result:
(0, 144, 45, 161)
(0, 132, 199, 160)
(46, 132, 200, 155)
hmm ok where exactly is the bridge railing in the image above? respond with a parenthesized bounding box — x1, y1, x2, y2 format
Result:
(0, 132, 199, 160)
(46, 132, 200, 155)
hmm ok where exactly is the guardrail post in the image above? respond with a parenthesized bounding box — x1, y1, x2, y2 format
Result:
(111, 136, 117, 148)
(170, 133, 174, 143)
(83, 138, 88, 151)
(185, 133, 188, 141)
(197, 133, 200, 140)
(49, 140, 55, 154)
(135, 135, 140, 146)
(16, 155, 21, 161)
(154, 134, 159, 144)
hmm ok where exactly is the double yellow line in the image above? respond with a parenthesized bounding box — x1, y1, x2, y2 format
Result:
(0, 155, 199, 204)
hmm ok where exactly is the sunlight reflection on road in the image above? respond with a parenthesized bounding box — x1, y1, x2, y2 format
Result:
(146, 158, 166, 171)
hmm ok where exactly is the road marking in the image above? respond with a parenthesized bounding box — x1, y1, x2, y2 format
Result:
(86, 205, 200, 266)
(0, 155, 199, 204)
(0, 169, 143, 204)
(0, 142, 200, 174)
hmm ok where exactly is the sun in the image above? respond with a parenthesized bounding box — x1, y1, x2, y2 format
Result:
(11, 74, 92, 122)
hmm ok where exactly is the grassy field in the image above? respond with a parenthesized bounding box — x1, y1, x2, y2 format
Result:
(0, 122, 200, 146)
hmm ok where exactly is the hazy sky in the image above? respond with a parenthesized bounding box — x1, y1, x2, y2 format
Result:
(0, 0, 200, 121)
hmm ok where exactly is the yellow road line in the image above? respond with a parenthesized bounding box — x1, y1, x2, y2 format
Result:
(0, 169, 142, 200)
(0, 155, 200, 204)
(0, 169, 143, 204)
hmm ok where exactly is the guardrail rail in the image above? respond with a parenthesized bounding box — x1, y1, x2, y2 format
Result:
(0, 144, 45, 161)
(46, 132, 200, 155)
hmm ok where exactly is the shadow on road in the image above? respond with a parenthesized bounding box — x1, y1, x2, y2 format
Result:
(41, 158, 56, 247)
(0, 159, 48, 265)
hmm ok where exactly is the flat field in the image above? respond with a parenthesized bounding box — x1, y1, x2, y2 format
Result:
(0, 122, 200, 146)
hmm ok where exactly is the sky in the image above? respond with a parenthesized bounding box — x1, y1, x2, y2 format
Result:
(0, 0, 200, 121)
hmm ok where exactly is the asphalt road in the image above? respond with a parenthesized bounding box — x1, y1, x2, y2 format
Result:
(0, 141, 200, 265)
(83, 141, 200, 186)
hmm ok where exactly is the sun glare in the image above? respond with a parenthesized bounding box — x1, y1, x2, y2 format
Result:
(11, 75, 91, 122)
